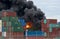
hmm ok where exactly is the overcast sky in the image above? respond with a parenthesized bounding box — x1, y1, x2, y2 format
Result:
(30, 0, 60, 22)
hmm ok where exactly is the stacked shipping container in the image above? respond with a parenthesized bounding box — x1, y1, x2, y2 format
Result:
(1, 10, 24, 39)
(41, 19, 58, 38)
(0, 10, 60, 39)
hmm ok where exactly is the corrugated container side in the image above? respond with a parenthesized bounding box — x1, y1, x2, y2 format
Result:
(12, 26, 24, 32)
(47, 19, 57, 24)
(57, 28, 60, 37)
(2, 11, 16, 17)
(44, 37, 54, 39)
(48, 31, 57, 38)
(52, 28, 57, 32)
(11, 21, 21, 27)
(42, 27, 49, 33)
(41, 19, 57, 28)
(25, 31, 46, 37)
(26, 36, 44, 39)
(41, 20, 49, 28)
(7, 12, 16, 17)
(2, 11, 8, 17)
(2, 17, 9, 21)
(5, 32, 24, 39)
(9, 16, 18, 22)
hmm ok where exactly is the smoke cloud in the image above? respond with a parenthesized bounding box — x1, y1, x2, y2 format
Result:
(0, 0, 45, 30)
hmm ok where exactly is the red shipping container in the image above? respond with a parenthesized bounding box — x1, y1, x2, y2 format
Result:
(52, 28, 58, 32)
(27, 36, 44, 39)
(56, 28, 60, 37)
(17, 32, 24, 37)
(48, 31, 57, 38)
(57, 28, 60, 31)
(2, 11, 8, 17)
(41, 19, 49, 28)
(2, 11, 16, 17)
(47, 19, 57, 24)
(44, 37, 54, 39)
(37, 37, 44, 39)
(7, 12, 16, 17)
(41, 19, 57, 28)
(42, 27, 49, 33)
(5, 32, 24, 39)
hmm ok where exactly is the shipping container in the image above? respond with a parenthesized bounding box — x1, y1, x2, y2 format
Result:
(2, 21, 11, 27)
(48, 31, 57, 38)
(2, 11, 16, 17)
(41, 19, 57, 24)
(2, 26, 8, 32)
(54, 37, 60, 39)
(2, 17, 9, 21)
(7, 26, 12, 32)
(5, 32, 24, 39)
(2, 21, 6, 27)
(56, 28, 60, 37)
(7, 12, 16, 17)
(25, 31, 46, 37)
(41, 19, 57, 28)
(42, 27, 49, 33)
(12, 26, 24, 32)
(9, 16, 18, 22)
(49, 24, 60, 28)
(47, 19, 57, 24)
(44, 37, 54, 39)
(2, 32, 6, 37)
(26, 36, 44, 39)
(2, 11, 8, 17)
(41, 22, 49, 28)
(18, 18, 26, 26)
(11, 21, 21, 27)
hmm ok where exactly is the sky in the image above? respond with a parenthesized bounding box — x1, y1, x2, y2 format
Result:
(29, 0, 60, 22)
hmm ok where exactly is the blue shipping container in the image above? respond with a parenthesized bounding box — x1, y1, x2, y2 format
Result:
(25, 31, 45, 36)
(18, 18, 26, 26)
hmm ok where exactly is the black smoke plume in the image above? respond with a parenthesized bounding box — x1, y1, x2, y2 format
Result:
(0, 0, 45, 30)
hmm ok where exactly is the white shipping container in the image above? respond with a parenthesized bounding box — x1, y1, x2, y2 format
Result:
(2, 32, 6, 37)
(0, 20, 2, 32)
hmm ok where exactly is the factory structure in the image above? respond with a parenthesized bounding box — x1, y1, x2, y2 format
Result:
(0, 10, 60, 39)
